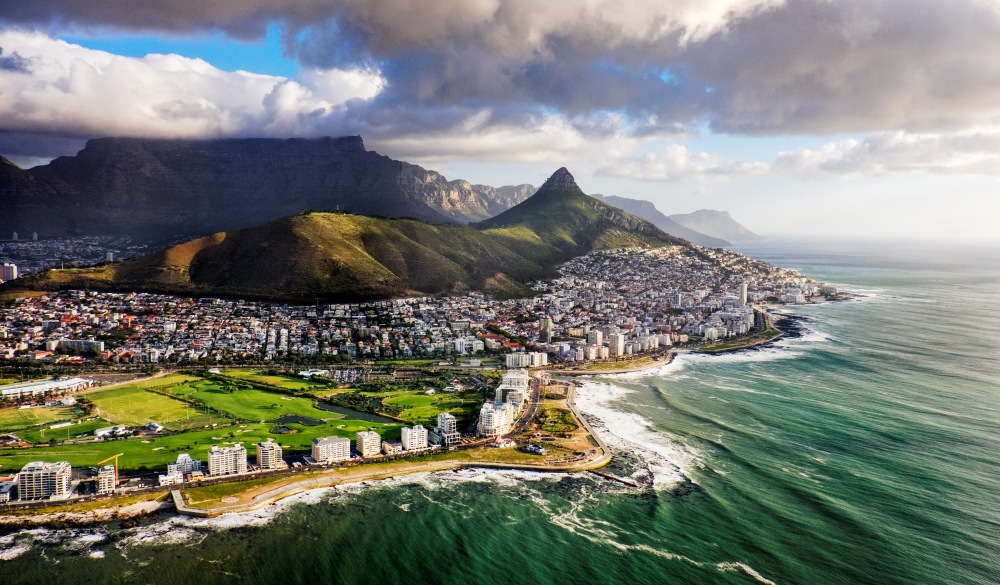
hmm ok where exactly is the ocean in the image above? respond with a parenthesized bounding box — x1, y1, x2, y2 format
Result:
(2, 239, 998, 585)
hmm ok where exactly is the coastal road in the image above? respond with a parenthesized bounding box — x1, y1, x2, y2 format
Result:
(507, 374, 543, 437)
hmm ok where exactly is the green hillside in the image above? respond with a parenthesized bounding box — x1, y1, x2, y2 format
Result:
(5, 168, 688, 302)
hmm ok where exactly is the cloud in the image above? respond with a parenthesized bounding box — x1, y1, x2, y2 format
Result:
(596, 144, 768, 182)
(0, 30, 382, 152)
(774, 130, 1000, 178)
(7, 0, 1000, 179)
(0, 47, 30, 72)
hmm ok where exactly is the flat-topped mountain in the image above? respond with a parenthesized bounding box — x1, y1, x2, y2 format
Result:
(0, 136, 532, 243)
(8, 168, 692, 302)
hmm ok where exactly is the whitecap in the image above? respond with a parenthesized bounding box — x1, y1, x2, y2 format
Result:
(574, 380, 701, 489)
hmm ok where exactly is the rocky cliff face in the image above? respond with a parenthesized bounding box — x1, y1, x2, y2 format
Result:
(0, 136, 532, 243)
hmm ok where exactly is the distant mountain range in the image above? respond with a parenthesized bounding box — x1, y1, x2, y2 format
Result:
(0, 136, 761, 249)
(0, 136, 533, 244)
(8, 168, 691, 302)
(590, 194, 731, 247)
(668, 210, 764, 243)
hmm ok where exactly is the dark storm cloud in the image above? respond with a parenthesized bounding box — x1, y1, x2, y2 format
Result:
(0, 47, 31, 73)
(5, 0, 1000, 164)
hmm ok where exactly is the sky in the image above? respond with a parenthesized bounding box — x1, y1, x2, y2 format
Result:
(1, 1, 998, 241)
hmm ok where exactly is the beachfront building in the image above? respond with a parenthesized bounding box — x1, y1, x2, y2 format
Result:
(207, 444, 248, 477)
(159, 453, 202, 486)
(257, 439, 285, 470)
(17, 461, 72, 501)
(401, 425, 428, 451)
(505, 352, 548, 368)
(97, 464, 116, 495)
(356, 431, 381, 457)
(477, 402, 517, 437)
(434, 412, 461, 448)
(312, 436, 351, 463)
(494, 369, 531, 410)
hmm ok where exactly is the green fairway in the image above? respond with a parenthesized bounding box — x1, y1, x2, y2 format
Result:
(381, 391, 479, 426)
(89, 384, 220, 430)
(17, 419, 110, 444)
(0, 405, 79, 433)
(220, 370, 319, 391)
(0, 416, 404, 474)
(0, 372, 411, 474)
(124, 374, 201, 389)
(164, 378, 331, 422)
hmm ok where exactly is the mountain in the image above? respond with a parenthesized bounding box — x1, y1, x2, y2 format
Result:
(7, 169, 689, 302)
(0, 136, 532, 244)
(476, 168, 688, 263)
(591, 194, 730, 247)
(668, 210, 764, 242)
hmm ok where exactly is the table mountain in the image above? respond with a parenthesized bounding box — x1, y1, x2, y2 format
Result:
(0, 136, 532, 244)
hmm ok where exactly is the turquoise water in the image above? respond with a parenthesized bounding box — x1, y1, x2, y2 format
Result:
(2, 239, 998, 584)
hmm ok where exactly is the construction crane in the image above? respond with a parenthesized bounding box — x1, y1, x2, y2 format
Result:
(97, 453, 124, 484)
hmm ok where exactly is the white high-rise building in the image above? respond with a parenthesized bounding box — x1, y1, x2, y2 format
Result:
(168, 453, 201, 475)
(207, 444, 248, 476)
(97, 464, 116, 495)
(313, 436, 351, 463)
(608, 333, 626, 357)
(435, 412, 461, 447)
(355, 431, 381, 457)
(1, 263, 18, 282)
(256, 439, 284, 470)
(17, 461, 72, 501)
(586, 329, 604, 347)
(505, 353, 531, 368)
(401, 425, 429, 451)
(477, 402, 517, 437)
(740, 281, 749, 305)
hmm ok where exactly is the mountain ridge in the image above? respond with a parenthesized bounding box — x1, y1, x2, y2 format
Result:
(591, 194, 731, 247)
(668, 209, 763, 242)
(0, 136, 533, 243)
(7, 168, 693, 302)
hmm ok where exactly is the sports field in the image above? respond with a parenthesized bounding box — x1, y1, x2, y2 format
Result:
(219, 370, 319, 391)
(89, 384, 221, 430)
(0, 405, 79, 433)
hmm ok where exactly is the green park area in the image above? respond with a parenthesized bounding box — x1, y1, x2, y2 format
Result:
(0, 405, 82, 433)
(216, 369, 326, 391)
(89, 384, 218, 430)
(0, 371, 484, 475)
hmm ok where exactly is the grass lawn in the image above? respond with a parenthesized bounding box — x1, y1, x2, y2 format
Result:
(535, 407, 579, 433)
(582, 357, 654, 371)
(0, 377, 19, 386)
(163, 379, 329, 423)
(183, 475, 291, 506)
(18, 419, 111, 444)
(381, 391, 479, 426)
(0, 416, 405, 474)
(220, 370, 319, 391)
(122, 374, 201, 390)
(0, 405, 79, 433)
(88, 384, 220, 430)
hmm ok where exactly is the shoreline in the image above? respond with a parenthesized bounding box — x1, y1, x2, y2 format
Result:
(0, 370, 613, 527)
